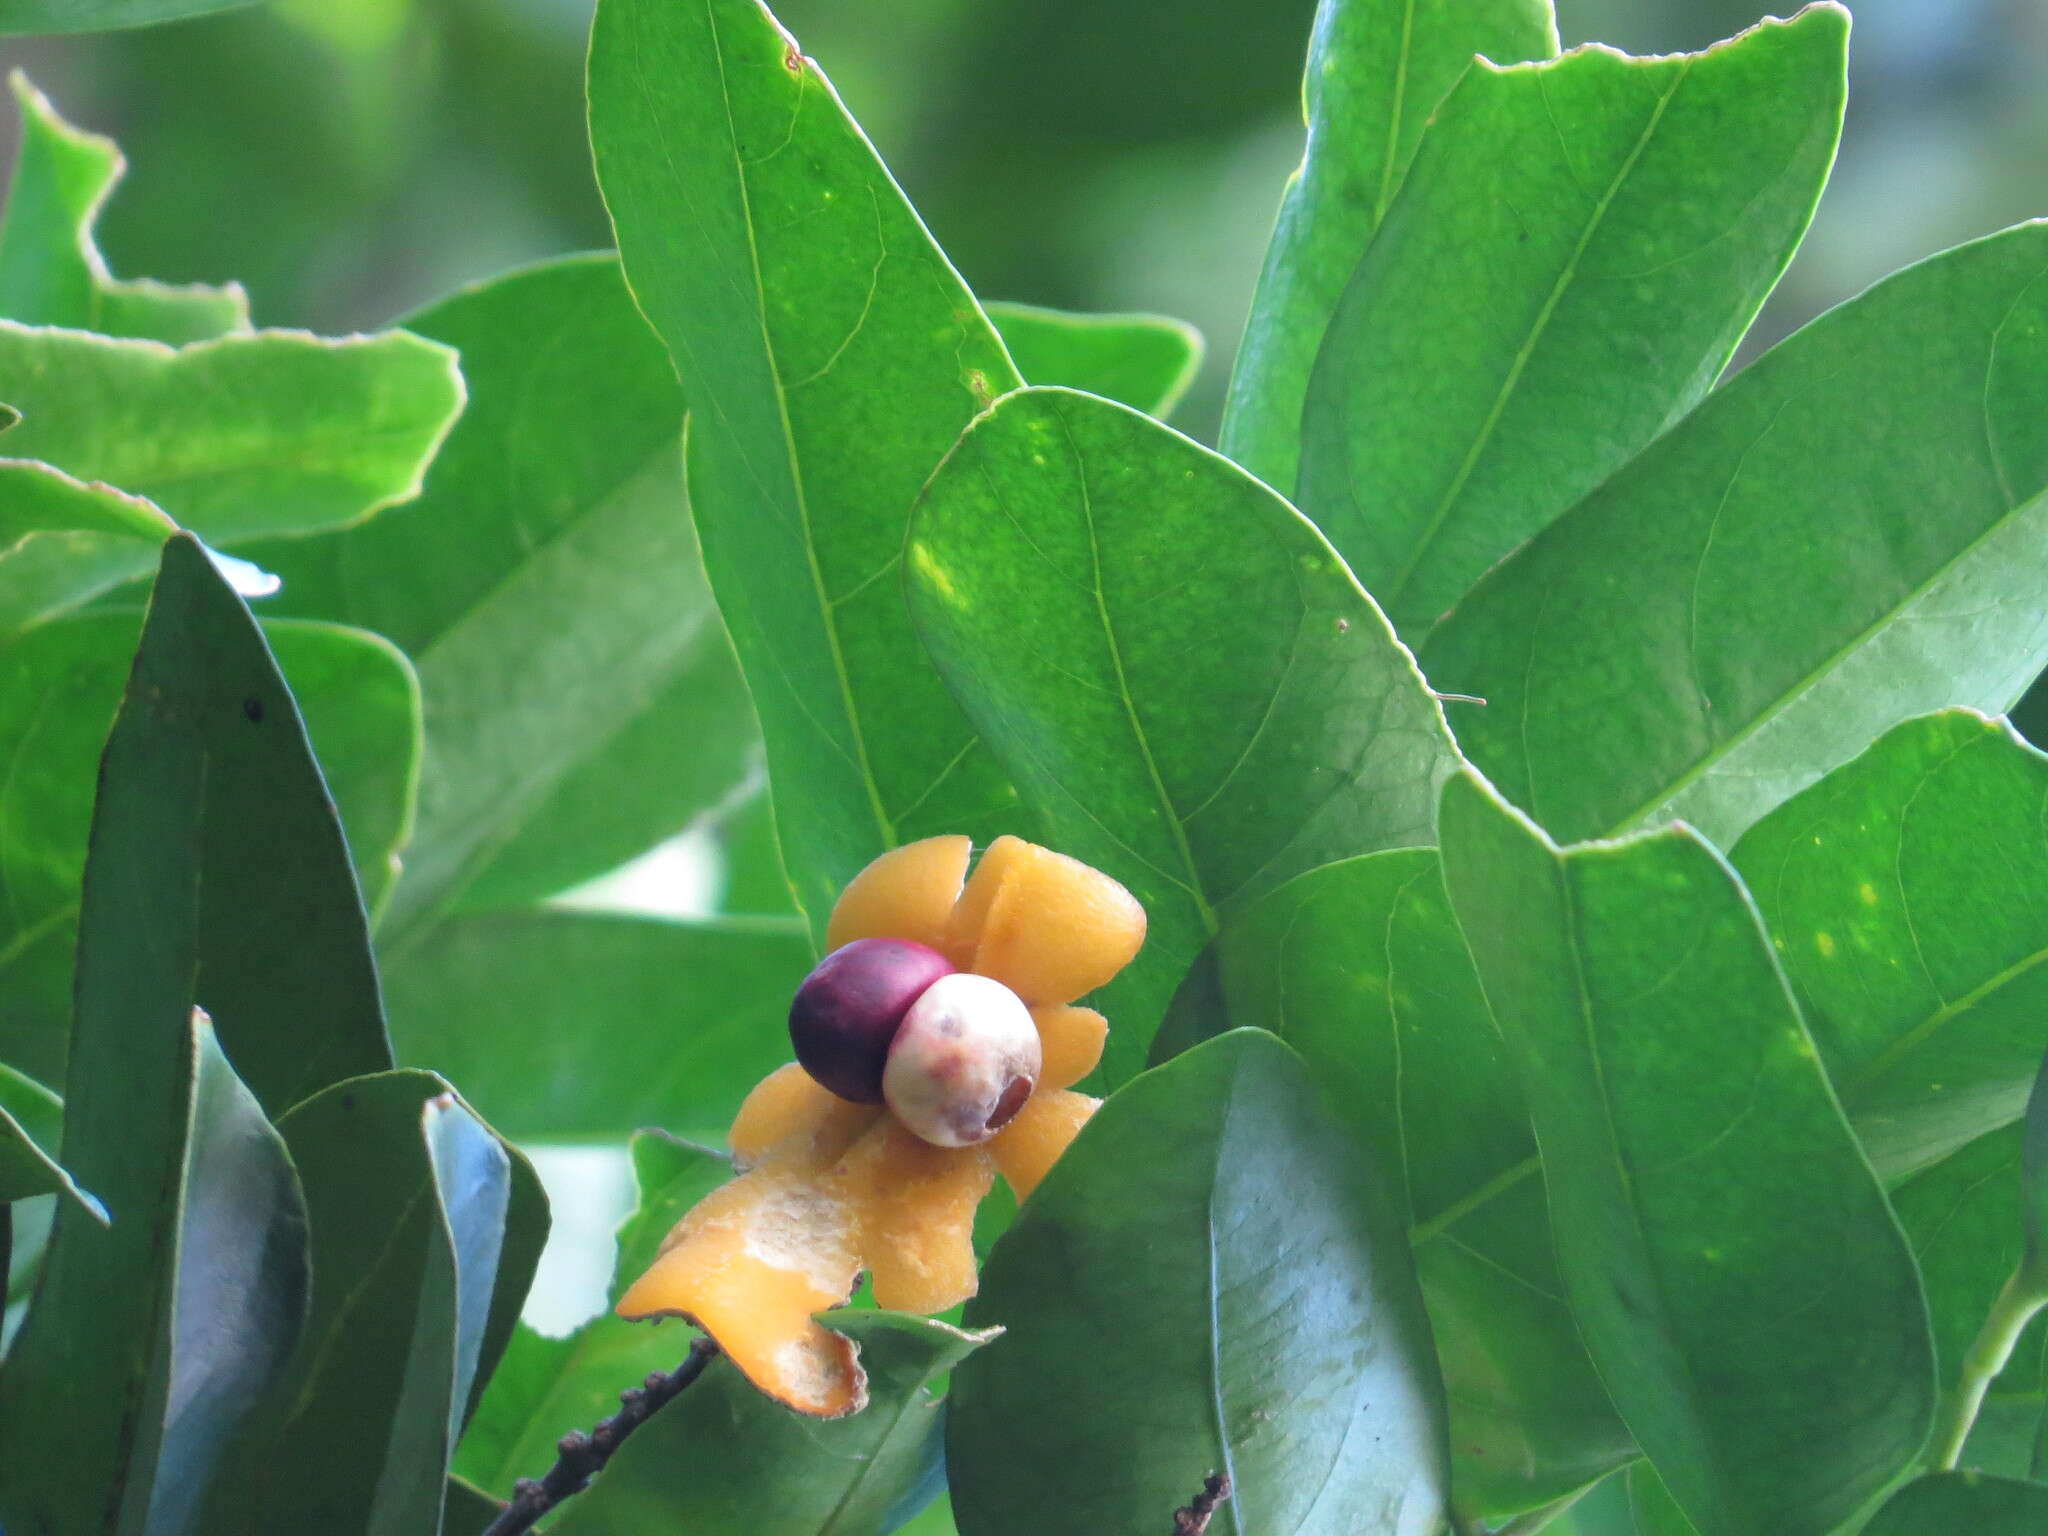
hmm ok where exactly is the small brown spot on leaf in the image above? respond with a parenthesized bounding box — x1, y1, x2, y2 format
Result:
(242, 695, 265, 724)
(1334, 617, 1350, 634)
(783, 40, 806, 73)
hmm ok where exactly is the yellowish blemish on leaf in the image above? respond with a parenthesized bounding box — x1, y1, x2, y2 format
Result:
(1858, 881, 1879, 906)
(910, 542, 966, 609)
(1815, 932, 1836, 958)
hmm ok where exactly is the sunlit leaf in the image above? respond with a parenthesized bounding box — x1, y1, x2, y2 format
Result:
(0, 72, 248, 340)
(1220, 0, 1557, 493)
(1422, 219, 2048, 851)
(0, 322, 462, 626)
(1732, 710, 2048, 1179)
(590, 0, 1025, 935)
(986, 300, 1202, 418)
(907, 386, 1458, 1075)
(1438, 768, 1934, 1536)
(1207, 850, 1632, 1513)
(1297, 7, 1846, 635)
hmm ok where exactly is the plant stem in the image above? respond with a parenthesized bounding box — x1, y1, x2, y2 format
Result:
(1929, 1265, 2048, 1472)
(480, 1335, 721, 1535)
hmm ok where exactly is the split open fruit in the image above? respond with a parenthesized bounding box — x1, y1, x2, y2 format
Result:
(615, 834, 1146, 1416)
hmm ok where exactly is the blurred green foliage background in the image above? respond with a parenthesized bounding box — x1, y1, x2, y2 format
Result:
(3, 0, 2045, 440)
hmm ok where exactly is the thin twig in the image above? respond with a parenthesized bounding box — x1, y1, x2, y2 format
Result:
(1172, 1472, 1232, 1534)
(481, 1335, 722, 1535)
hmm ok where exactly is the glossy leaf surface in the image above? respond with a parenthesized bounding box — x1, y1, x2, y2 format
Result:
(986, 300, 1202, 418)
(949, 1029, 1448, 1536)
(1222, 0, 1558, 493)
(907, 387, 1458, 1076)
(0, 73, 248, 340)
(381, 910, 810, 1143)
(1211, 848, 1632, 1512)
(1297, 8, 1846, 635)
(203, 1071, 529, 1535)
(590, 0, 1024, 934)
(1864, 1472, 2048, 1532)
(251, 254, 751, 931)
(144, 1015, 309, 1536)
(0, 1022, 305, 1535)
(1732, 710, 2048, 1179)
(1422, 219, 2048, 850)
(1439, 770, 1934, 1536)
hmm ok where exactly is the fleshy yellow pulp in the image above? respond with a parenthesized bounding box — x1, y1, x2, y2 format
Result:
(616, 835, 1144, 1416)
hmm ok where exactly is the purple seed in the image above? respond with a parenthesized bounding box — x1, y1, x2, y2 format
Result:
(789, 938, 955, 1103)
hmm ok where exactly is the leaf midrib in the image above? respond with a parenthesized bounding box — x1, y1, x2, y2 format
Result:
(706, 0, 895, 852)
(1605, 474, 2048, 836)
(1384, 59, 1692, 614)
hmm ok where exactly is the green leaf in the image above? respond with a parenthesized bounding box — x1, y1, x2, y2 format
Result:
(0, 73, 249, 340)
(548, 1311, 991, 1536)
(0, 1061, 98, 1215)
(1437, 769, 1935, 1536)
(985, 300, 1202, 418)
(3, 540, 438, 1529)
(0, 1010, 309, 1532)
(456, 1132, 729, 1497)
(1219, 0, 1558, 493)
(0, 0, 265, 34)
(1890, 1125, 2046, 1399)
(380, 910, 810, 1144)
(589, 0, 1025, 935)
(949, 1029, 1448, 1536)
(0, 457, 177, 635)
(1625, 1465, 1704, 1536)
(1731, 710, 2048, 1180)
(1297, 8, 1847, 636)
(1864, 1471, 2048, 1532)
(0, 321, 462, 622)
(905, 386, 1459, 1076)
(0, 608, 419, 1083)
(201, 1070, 531, 1535)
(249, 254, 752, 930)
(1209, 849, 1632, 1513)
(145, 1013, 310, 1536)
(0, 549, 409, 1107)
(1421, 218, 2048, 851)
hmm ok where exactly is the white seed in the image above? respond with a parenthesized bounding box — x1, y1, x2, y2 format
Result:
(883, 972, 1042, 1147)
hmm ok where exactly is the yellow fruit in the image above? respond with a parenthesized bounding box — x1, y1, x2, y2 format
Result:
(958, 840, 1145, 1004)
(842, 1119, 994, 1314)
(826, 835, 971, 953)
(729, 1062, 882, 1168)
(989, 1089, 1099, 1203)
(1031, 1004, 1107, 1090)
(615, 1163, 867, 1417)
